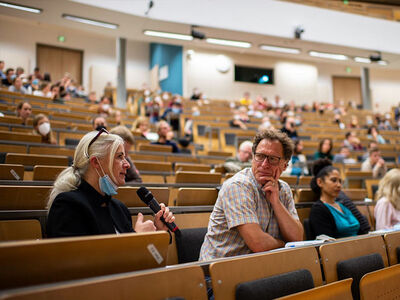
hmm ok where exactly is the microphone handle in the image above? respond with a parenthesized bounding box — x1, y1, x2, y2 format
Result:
(148, 199, 180, 234)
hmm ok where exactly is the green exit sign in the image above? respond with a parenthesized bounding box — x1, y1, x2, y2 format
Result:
(58, 35, 65, 43)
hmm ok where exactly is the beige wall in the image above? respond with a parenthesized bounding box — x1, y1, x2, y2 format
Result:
(183, 48, 400, 113)
(0, 15, 149, 98)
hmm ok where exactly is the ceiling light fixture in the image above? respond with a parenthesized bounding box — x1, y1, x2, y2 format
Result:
(206, 38, 251, 48)
(377, 60, 388, 66)
(0, 1, 41, 13)
(309, 51, 348, 61)
(144, 30, 193, 41)
(259, 45, 300, 54)
(62, 14, 118, 29)
(354, 57, 371, 64)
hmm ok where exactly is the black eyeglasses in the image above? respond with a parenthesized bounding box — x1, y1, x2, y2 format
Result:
(253, 153, 281, 166)
(87, 128, 109, 151)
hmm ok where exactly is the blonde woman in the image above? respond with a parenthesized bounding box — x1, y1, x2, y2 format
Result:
(47, 129, 174, 237)
(374, 169, 400, 230)
(33, 114, 57, 144)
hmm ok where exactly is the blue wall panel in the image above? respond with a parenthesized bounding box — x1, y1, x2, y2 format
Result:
(150, 43, 183, 95)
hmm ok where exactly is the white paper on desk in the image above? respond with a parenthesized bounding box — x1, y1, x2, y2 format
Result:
(285, 240, 326, 248)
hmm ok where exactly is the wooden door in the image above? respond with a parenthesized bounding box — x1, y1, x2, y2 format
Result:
(36, 44, 83, 84)
(332, 76, 361, 107)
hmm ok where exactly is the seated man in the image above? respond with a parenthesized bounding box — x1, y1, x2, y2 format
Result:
(333, 146, 357, 164)
(152, 120, 180, 153)
(361, 147, 387, 178)
(200, 130, 303, 260)
(223, 140, 253, 173)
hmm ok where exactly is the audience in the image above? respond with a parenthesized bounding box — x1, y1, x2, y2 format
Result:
(32, 114, 57, 144)
(97, 96, 113, 116)
(152, 120, 180, 153)
(280, 117, 298, 139)
(223, 140, 253, 173)
(229, 106, 250, 129)
(309, 159, 363, 239)
(239, 91, 252, 107)
(343, 131, 363, 151)
(132, 116, 158, 142)
(46, 130, 174, 237)
(282, 139, 309, 176)
(33, 82, 52, 97)
(16, 101, 32, 125)
(361, 147, 387, 178)
(374, 169, 400, 230)
(313, 138, 333, 161)
(0, 60, 6, 80)
(109, 125, 142, 183)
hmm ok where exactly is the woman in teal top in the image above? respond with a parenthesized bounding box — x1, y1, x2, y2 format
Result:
(313, 138, 334, 161)
(309, 159, 360, 238)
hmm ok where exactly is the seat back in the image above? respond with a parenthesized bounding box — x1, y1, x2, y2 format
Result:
(209, 247, 323, 300)
(133, 160, 173, 172)
(319, 235, 388, 284)
(176, 188, 218, 206)
(0, 185, 51, 209)
(0, 220, 42, 242)
(0, 265, 208, 300)
(6, 153, 69, 166)
(383, 231, 400, 265)
(359, 264, 400, 300)
(342, 189, 367, 201)
(115, 187, 169, 207)
(175, 171, 221, 184)
(0, 164, 24, 180)
(33, 165, 67, 181)
(175, 227, 208, 263)
(278, 278, 353, 300)
(138, 143, 173, 153)
(0, 231, 169, 290)
(175, 163, 211, 172)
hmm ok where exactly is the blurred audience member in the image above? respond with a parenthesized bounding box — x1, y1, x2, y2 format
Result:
(132, 116, 158, 142)
(152, 120, 180, 153)
(280, 117, 298, 139)
(367, 126, 386, 144)
(0, 60, 6, 80)
(97, 96, 113, 116)
(33, 82, 52, 97)
(313, 138, 333, 161)
(362, 141, 378, 162)
(2, 68, 15, 87)
(50, 84, 62, 103)
(239, 92, 252, 107)
(16, 101, 32, 125)
(272, 95, 284, 108)
(333, 146, 356, 164)
(86, 91, 98, 104)
(190, 88, 201, 101)
(15, 67, 24, 77)
(33, 114, 56, 144)
(110, 125, 142, 183)
(349, 115, 359, 129)
(374, 169, 400, 230)
(361, 148, 387, 178)
(33, 67, 43, 80)
(282, 139, 309, 176)
(229, 106, 250, 130)
(223, 141, 253, 173)
(8, 77, 28, 94)
(343, 131, 363, 151)
(92, 116, 108, 131)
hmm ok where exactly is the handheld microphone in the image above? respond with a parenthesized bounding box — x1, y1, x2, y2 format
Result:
(137, 187, 181, 235)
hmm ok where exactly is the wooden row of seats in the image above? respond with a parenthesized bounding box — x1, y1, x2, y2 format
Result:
(0, 232, 399, 299)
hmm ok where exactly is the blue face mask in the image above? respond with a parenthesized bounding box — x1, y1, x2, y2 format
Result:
(32, 79, 39, 85)
(172, 107, 181, 114)
(95, 158, 117, 196)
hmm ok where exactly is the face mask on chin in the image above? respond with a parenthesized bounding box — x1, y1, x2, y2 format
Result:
(95, 157, 118, 196)
(96, 125, 107, 131)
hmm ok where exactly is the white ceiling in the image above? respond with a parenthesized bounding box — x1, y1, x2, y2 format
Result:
(1, 0, 400, 69)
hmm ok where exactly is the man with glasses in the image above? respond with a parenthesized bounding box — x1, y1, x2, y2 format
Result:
(200, 130, 303, 260)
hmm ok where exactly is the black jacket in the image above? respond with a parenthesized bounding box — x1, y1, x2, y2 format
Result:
(47, 180, 134, 238)
(309, 191, 370, 239)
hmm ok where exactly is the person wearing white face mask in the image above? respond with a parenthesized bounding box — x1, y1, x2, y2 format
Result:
(47, 129, 175, 238)
(33, 114, 56, 144)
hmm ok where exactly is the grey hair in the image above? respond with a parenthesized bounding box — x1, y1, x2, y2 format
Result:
(252, 129, 294, 161)
(47, 131, 124, 209)
(239, 140, 253, 151)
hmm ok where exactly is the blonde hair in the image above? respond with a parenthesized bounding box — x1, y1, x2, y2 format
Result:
(132, 116, 149, 131)
(110, 125, 134, 144)
(375, 168, 400, 210)
(47, 131, 124, 209)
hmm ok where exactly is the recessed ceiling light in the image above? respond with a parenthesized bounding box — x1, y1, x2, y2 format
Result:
(377, 60, 388, 66)
(259, 45, 300, 54)
(0, 1, 41, 13)
(354, 57, 371, 64)
(206, 38, 251, 48)
(144, 30, 193, 41)
(62, 14, 118, 29)
(309, 51, 348, 61)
